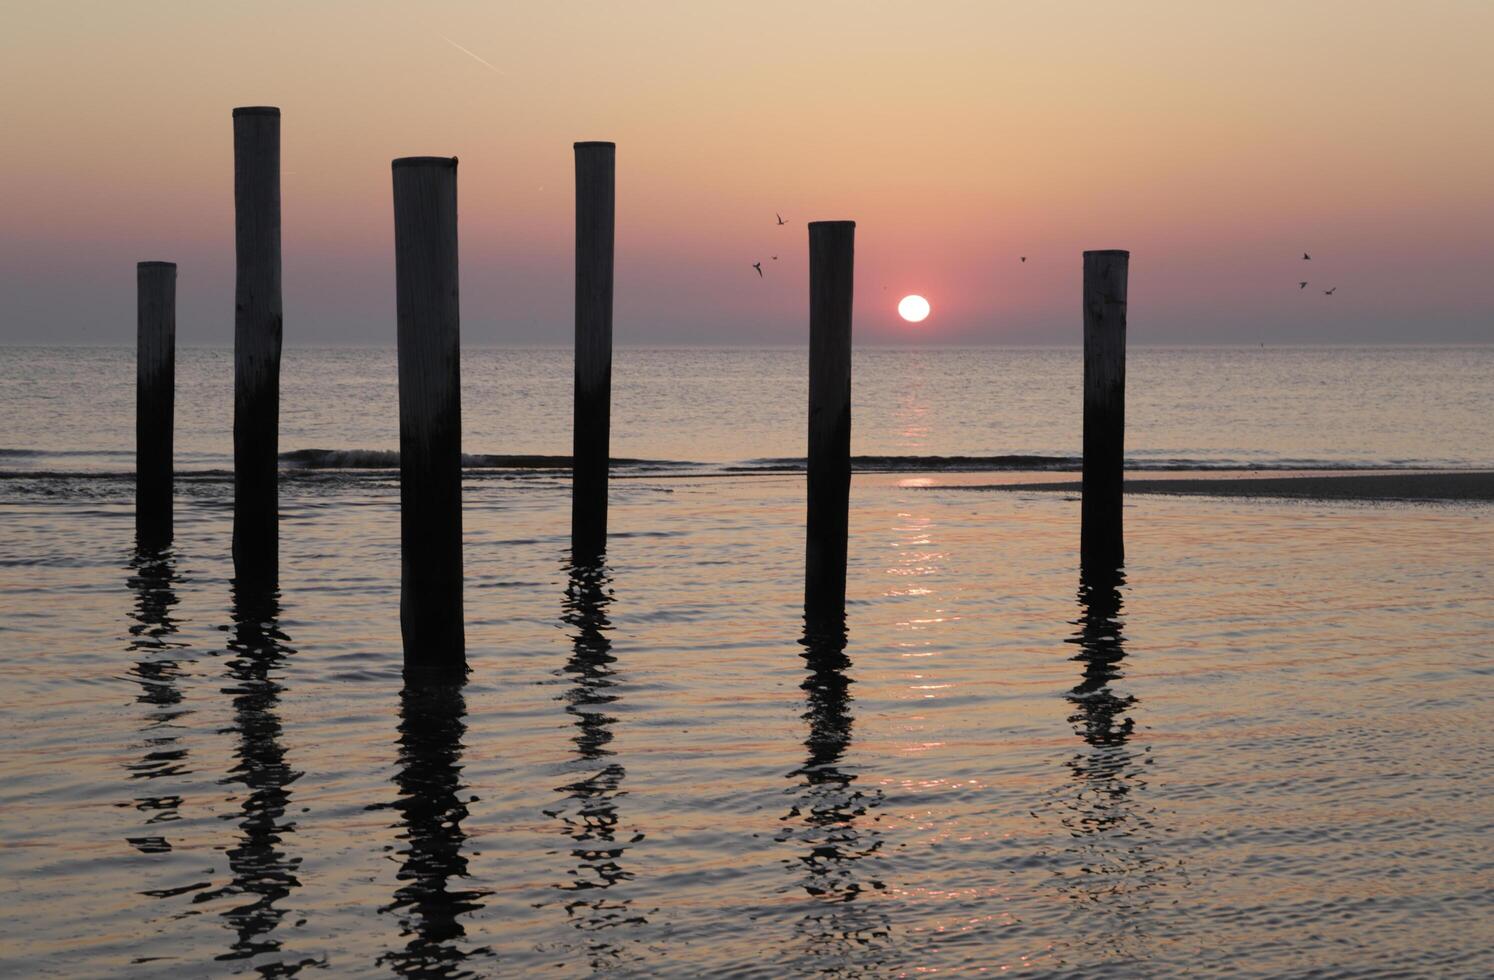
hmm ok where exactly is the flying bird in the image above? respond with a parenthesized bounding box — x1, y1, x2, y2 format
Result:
(1303, 252, 1311, 260)
(1299, 281, 1308, 289)
(770, 256, 778, 260)
(1020, 256, 1027, 263)
(752, 262, 763, 277)
(776, 213, 787, 225)
(1324, 287, 1336, 295)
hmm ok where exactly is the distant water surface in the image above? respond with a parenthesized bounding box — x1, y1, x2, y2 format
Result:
(0, 345, 1491, 976)
(2, 346, 1491, 472)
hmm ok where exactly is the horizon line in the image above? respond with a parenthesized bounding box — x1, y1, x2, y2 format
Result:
(4, 340, 1492, 350)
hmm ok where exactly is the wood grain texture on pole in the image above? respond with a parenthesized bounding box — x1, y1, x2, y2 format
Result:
(572, 141, 615, 559)
(393, 156, 465, 672)
(1082, 249, 1129, 566)
(805, 221, 855, 626)
(232, 106, 282, 582)
(136, 261, 176, 547)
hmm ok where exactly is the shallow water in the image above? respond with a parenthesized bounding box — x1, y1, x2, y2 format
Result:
(1, 467, 1491, 976)
(1, 346, 1492, 976)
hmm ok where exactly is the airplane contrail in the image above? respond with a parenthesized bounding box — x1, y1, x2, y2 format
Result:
(437, 33, 505, 75)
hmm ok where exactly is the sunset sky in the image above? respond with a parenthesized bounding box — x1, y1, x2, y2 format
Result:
(1, 0, 1490, 345)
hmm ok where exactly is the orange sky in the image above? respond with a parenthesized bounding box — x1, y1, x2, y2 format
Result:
(1, 0, 1491, 344)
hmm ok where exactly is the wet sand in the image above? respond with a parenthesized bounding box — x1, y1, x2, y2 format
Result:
(955, 470, 1494, 502)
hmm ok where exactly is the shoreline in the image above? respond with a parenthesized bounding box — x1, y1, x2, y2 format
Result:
(938, 470, 1494, 503)
(4, 465, 1493, 501)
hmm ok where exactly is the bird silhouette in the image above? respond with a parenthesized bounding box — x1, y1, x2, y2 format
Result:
(1299, 281, 1308, 289)
(1303, 252, 1311, 260)
(776, 213, 787, 225)
(752, 262, 763, 277)
(1020, 256, 1027, 263)
(1324, 286, 1336, 295)
(771, 256, 778, 260)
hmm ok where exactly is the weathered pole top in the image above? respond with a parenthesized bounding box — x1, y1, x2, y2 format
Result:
(392, 156, 459, 169)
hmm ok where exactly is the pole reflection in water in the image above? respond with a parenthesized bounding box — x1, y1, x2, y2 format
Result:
(379, 676, 492, 975)
(1067, 564, 1135, 756)
(543, 556, 647, 968)
(777, 616, 890, 966)
(201, 580, 316, 970)
(1049, 562, 1172, 964)
(123, 545, 191, 855)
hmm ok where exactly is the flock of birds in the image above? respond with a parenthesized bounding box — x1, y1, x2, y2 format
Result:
(752, 218, 1338, 296)
(1298, 252, 1336, 294)
(749, 213, 791, 277)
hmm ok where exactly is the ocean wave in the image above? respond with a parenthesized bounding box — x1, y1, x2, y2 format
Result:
(0, 448, 133, 458)
(375, 450, 1475, 475)
(0, 446, 1486, 481)
(279, 448, 695, 470)
(729, 454, 1461, 472)
(734, 454, 1082, 472)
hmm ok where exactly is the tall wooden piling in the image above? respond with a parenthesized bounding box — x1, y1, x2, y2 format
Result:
(572, 141, 616, 558)
(232, 106, 282, 581)
(136, 261, 176, 546)
(392, 156, 465, 672)
(805, 221, 855, 626)
(1081, 249, 1129, 565)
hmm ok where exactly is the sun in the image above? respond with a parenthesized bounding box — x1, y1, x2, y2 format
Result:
(897, 294, 931, 323)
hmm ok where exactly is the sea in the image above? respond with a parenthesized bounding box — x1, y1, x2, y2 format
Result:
(1, 345, 1490, 977)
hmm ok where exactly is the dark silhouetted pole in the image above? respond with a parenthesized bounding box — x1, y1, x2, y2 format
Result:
(136, 261, 176, 546)
(805, 221, 855, 627)
(232, 106, 282, 582)
(1082, 249, 1129, 566)
(572, 141, 615, 558)
(393, 156, 465, 673)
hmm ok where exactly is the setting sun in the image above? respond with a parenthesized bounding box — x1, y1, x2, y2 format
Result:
(897, 294, 931, 323)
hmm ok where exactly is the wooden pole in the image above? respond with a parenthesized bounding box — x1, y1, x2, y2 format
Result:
(393, 156, 465, 672)
(136, 261, 176, 547)
(572, 141, 615, 559)
(231, 106, 282, 582)
(805, 221, 855, 627)
(1082, 249, 1128, 566)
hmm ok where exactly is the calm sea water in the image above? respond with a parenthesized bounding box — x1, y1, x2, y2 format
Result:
(1, 346, 1491, 977)
(2, 346, 1492, 472)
